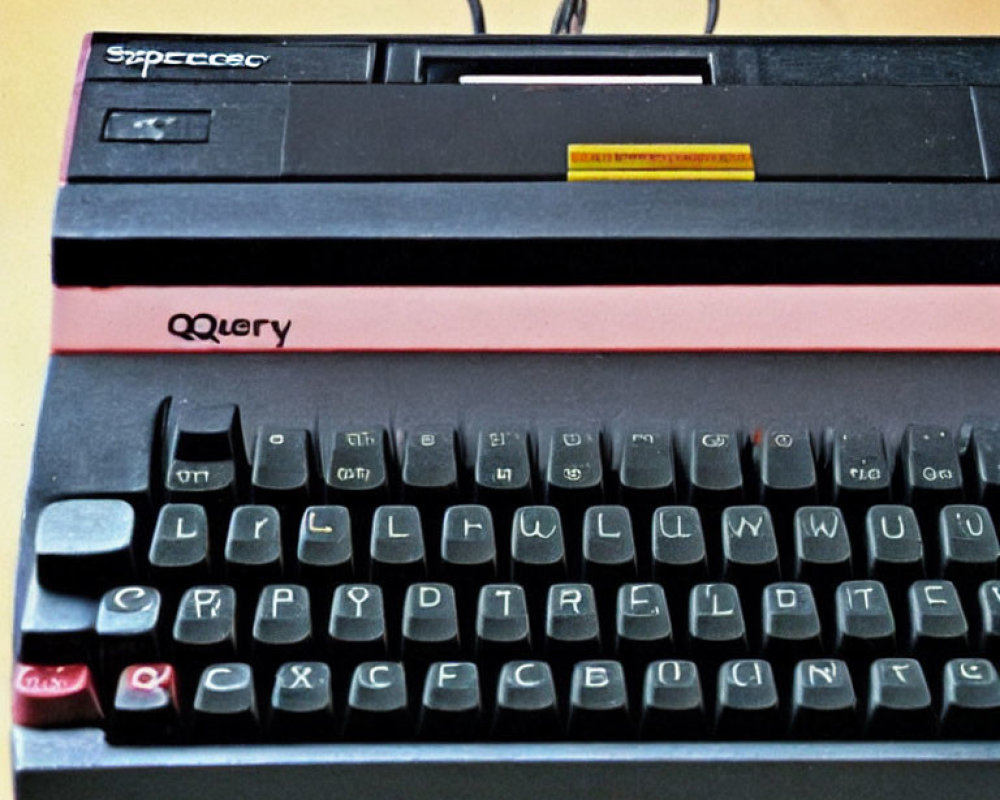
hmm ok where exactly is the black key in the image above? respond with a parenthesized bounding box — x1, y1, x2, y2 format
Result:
(475, 584, 531, 665)
(253, 584, 312, 662)
(965, 424, 1000, 508)
(834, 580, 896, 660)
(789, 659, 858, 738)
(545, 428, 604, 510)
(756, 428, 818, 513)
(172, 403, 243, 462)
(148, 504, 210, 584)
(35, 499, 135, 594)
(251, 427, 312, 508)
(568, 660, 631, 739)
(715, 659, 779, 738)
(938, 504, 999, 585)
(269, 661, 334, 741)
(164, 457, 238, 512)
(96, 586, 162, 675)
(908, 580, 968, 662)
(327, 584, 387, 661)
(420, 661, 481, 739)
(867, 658, 934, 738)
(545, 583, 600, 664)
(510, 506, 566, 584)
(108, 663, 181, 743)
(617, 429, 675, 505)
(651, 506, 708, 590)
(640, 660, 706, 739)
(17, 574, 96, 665)
(761, 583, 822, 664)
(224, 505, 283, 582)
(193, 663, 258, 741)
(828, 428, 891, 521)
(492, 660, 560, 740)
(172, 586, 238, 663)
(325, 427, 390, 505)
(689, 583, 748, 661)
(344, 661, 411, 739)
(721, 506, 780, 589)
(582, 506, 637, 585)
(865, 505, 924, 588)
(441, 505, 497, 582)
(370, 506, 426, 582)
(296, 506, 353, 582)
(940, 658, 1000, 738)
(615, 583, 672, 663)
(979, 580, 1000, 658)
(401, 429, 459, 506)
(402, 583, 461, 663)
(166, 405, 243, 510)
(685, 429, 744, 508)
(793, 507, 852, 589)
(474, 429, 532, 508)
(900, 425, 964, 510)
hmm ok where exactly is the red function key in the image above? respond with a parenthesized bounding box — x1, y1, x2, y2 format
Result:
(13, 663, 102, 727)
(109, 663, 180, 743)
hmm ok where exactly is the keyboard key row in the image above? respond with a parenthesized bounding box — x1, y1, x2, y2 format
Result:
(23, 578, 1000, 671)
(162, 408, 1000, 511)
(16, 657, 1000, 741)
(35, 499, 1000, 593)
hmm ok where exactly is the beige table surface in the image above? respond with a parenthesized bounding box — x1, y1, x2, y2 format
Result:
(2, 0, 999, 794)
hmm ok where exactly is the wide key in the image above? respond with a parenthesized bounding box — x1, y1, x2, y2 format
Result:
(35, 499, 135, 595)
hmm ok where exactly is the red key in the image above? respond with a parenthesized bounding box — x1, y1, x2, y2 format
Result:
(117, 663, 178, 709)
(109, 664, 180, 743)
(13, 663, 103, 727)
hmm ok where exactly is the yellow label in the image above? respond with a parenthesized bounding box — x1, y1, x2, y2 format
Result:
(567, 143, 754, 180)
(568, 169, 756, 182)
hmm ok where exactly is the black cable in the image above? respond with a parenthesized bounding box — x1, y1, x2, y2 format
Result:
(705, 0, 720, 34)
(551, 0, 587, 34)
(466, 0, 486, 34)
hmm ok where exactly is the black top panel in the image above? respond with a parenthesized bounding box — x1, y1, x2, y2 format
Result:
(68, 34, 1000, 183)
(54, 35, 1000, 285)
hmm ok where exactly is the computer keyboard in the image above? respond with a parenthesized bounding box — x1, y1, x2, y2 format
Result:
(16, 31, 1000, 800)
(18, 405, 1000, 743)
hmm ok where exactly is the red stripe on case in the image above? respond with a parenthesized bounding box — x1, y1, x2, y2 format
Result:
(51, 285, 1000, 353)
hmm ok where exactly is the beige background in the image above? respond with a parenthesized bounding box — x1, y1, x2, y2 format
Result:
(1, 0, 999, 793)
